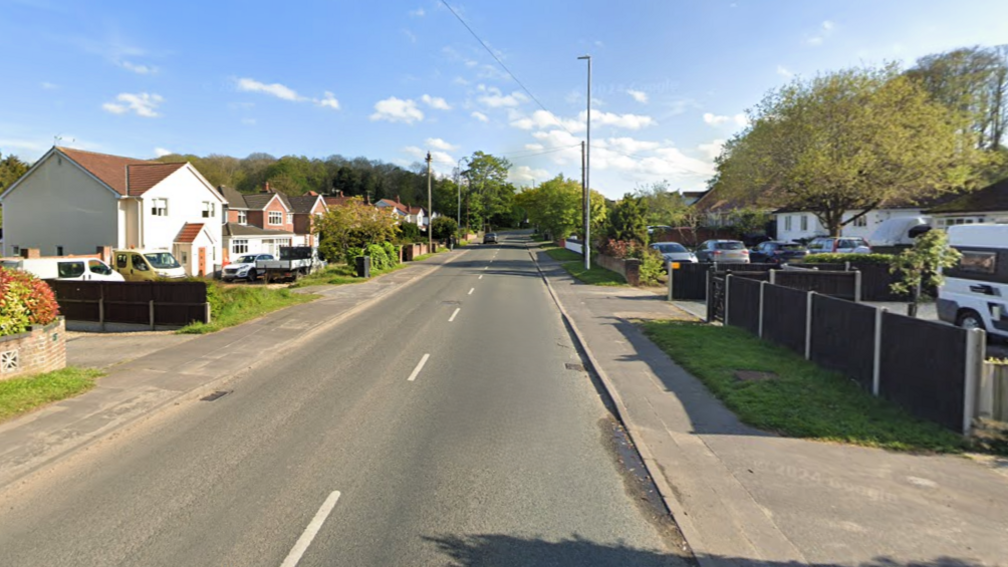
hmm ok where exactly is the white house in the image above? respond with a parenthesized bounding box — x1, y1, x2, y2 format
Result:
(774, 208, 927, 242)
(0, 146, 226, 276)
(927, 178, 1008, 227)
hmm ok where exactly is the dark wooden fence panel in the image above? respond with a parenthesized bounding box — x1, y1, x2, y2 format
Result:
(762, 285, 808, 355)
(879, 312, 967, 431)
(671, 263, 709, 300)
(854, 264, 904, 302)
(727, 276, 762, 335)
(810, 295, 876, 391)
(46, 281, 209, 327)
(774, 270, 857, 300)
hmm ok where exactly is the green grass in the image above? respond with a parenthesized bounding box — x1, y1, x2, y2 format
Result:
(542, 245, 628, 286)
(0, 367, 103, 423)
(641, 320, 967, 453)
(178, 284, 318, 334)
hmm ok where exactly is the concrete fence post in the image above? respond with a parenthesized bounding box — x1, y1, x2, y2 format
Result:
(854, 270, 862, 303)
(149, 300, 156, 331)
(872, 307, 885, 396)
(205, 302, 212, 324)
(667, 261, 673, 302)
(769, 269, 776, 285)
(724, 274, 732, 327)
(705, 269, 712, 323)
(845, 261, 851, 272)
(963, 328, 987, 435)
(805, 291, 815, 360)
(98, 297, 105, 332)
(758, 280, 767, 338)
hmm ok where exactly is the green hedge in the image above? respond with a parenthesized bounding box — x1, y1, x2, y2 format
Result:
(802, 253, 895, 265)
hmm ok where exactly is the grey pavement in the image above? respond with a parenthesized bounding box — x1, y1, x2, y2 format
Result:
(533, 245, 1008, 567)
(66, 331, 196, 369)
(0, 236, 687, 566)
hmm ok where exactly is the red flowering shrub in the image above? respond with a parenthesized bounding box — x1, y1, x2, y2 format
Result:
(601, 239, 645, 260)
(0, 268, 60, 336)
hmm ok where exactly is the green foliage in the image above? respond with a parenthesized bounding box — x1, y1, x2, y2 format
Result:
(462, 151, 516, 230)
(0, 268, 60, 337)
(382, 242, 399, 266)
(314, 196, 398, 263)
(514, 175, 605, 242)
(397, 222, 422, 243)
(0, 367, 103, 423)
(635, 181, 690, 226)
(180, 283, 316, 334)
(607, 193, 649, 245)
(344, 246, 364, 266)
(642, 321, 966, 453)
(637, 247, 665, 286)
(890, 229, 962, 301)
(802, 253, 895, 265)
(543, 245, 627, 286)
(366, 243, 391, 270)
(0, 153, 29, 192)
(431, 216, 458, 240)
(725, 207, 770, 235)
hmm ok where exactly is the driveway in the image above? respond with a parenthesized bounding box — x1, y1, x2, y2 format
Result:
(66, 331, 197, 370)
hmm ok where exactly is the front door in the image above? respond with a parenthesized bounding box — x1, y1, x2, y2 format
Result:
(198, 247, 206, 277)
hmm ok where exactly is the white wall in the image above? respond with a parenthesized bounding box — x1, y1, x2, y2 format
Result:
(775, 213, 825, 242)
(776, 208, 925, 242)
(2, 152, 120, 256)
(140, 165, 224, 266)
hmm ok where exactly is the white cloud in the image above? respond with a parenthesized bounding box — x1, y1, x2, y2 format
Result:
(777, 65, 793, 78)
(805, 20, 835, 46)
(426, 137, 458, 151)
(703, 112, 730, 126)
(471, 111, 489, 122)
(734, 113, 748, 127)
(0, 138, 47, 152)
(315, 91, 340, 110)
(371, 96, 424, 124)
(698, 139, 725, 160)
(602, 137, 661, 155)
(409, 7, 425, 16)
(508, 165, 551, 185)
(587, 110, 655, 130)
(242, 118, 257, 126)
(477, 86, 528, 108)
(627, 89, 649, 103)
(154, 147, 172, 157)
(102, 92, 163, 117)
(121, 60, 156, 74)
(510, 109, 584, 132)
(40, 82, 59, 90)
(403, 145, 454, 167)
(822, 20, 835, 31)
(236, 77, 304, 101)
(421, 94, 452, 110)
(453, 76, 469, 86)
(524, 143, 544, 151)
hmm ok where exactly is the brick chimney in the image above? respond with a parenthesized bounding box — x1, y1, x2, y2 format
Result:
(264, 182, 271, 193)
(396, 195, 401, 204)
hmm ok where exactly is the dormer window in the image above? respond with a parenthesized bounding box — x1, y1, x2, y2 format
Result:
(237, 210, 247, 225)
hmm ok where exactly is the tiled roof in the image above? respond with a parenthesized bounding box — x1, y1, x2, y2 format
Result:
(223, 223, 295, 237)
(217, 186, 249, 209)
(376, 198, 409, 213)
(57, 147, 188, 197)
(126, 163, 186, 196)
(407, 205, 425, 215)
(324, 195, 354, 207)
(288, 195, 323, 214)
(927, 179, 1008, 214)
(243, 193, 284, 210)
(175, 223, 205, 244)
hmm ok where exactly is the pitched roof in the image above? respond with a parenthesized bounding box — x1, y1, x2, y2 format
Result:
(242, 193, 286, 210)
(223, 222, 294, 237)
(376, 198, 409, 213)
(288, 195, 324, 214)
(56, 147, 190, 197)
(175, 223, 205, 244)
(324, 195, 354, 207)
(127, 162, 187, 196)
(216, 185, 249, 209)
(407, 205, 425, 215)
(927, 179, 1008, 214)
(693, 187, 769, 214)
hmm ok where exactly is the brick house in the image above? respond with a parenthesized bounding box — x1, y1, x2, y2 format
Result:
(217, 184, 295, 259)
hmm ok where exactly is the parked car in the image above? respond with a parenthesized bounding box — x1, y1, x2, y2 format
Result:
(937, 224, 1008, 338)
(1, 257, 124, 282)
(650, 242, 697, 266)
(807, 237, 871, 255)
(483, 233, 498, 244)
(749, 241, 808, 265)
(222, 254, 275, 283)
(112, 249, 187, 281)
(695, 240, 750, 264)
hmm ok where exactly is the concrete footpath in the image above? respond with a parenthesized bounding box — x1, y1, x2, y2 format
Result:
(0, 250, 468, 490)
(531, 247, 1008, 567)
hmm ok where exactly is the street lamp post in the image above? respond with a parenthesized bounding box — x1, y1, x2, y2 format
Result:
(426, 151, 433, 251)
(578, 54, 592, 271)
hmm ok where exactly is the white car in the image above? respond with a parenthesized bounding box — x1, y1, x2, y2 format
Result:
(1, 257, 125, 282)
(651, 242, 698, 265)
(222, 253, 276, 283)
(938, 224, 1008, 338)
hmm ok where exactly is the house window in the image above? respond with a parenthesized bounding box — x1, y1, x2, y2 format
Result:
(784, 216, 792, 231)
(232, 239, 249, 254)
(853, 215, 867, 227)
(287, 213, 294, 225)
(237, 210, 247, 225)
(151, 198, 168, 216)
(56, 246, 64, 256)
(202, 201, 216, 219)
(268, 211, 282, 225)
(800, 215, 808, 231)
(11, 246, 19, 256)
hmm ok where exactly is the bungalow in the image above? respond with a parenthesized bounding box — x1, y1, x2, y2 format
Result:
(927, 178, 1008, 227)
(0, 146, 226, 276)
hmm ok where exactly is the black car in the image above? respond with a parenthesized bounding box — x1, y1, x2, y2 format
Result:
(483, 232, 498, 244)
(749, 241, 807, 265)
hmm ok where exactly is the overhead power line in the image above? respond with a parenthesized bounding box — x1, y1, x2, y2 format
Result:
(440, 0, 579, 138)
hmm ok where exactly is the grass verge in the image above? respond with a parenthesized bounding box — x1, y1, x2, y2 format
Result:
(542, 245, 628, 286)
(0, 367, 103, 423)
(641, 320, 966, 453)
(179, 284, 318, 334)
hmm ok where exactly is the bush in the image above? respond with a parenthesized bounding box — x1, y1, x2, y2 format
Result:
(382, 242, 399, 266)
(0, 268, 60, 337)
(431, 217, 459, 241)
(344, 246, 364, 266)
(803, 253, 895, 265)
(637, 247, 665, 286)
(398, 222, 422, 243)
(366, 243, 391, 270)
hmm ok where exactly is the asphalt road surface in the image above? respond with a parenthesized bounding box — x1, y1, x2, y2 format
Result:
(0, 234, 689, 566)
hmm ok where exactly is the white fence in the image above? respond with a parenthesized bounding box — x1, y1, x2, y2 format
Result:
(564, 239, 583, 255)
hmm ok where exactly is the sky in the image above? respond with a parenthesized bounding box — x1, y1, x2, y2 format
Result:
(2, 0, 1008, 199)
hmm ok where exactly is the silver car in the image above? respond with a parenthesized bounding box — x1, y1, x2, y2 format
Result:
(695, 240, 750, 264)
(650, 242, 698, 265)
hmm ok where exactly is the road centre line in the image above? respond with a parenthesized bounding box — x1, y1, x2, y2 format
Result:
(468, 287, 475, 295)
(280, 491, 342, 567)
(407, 353, 431, 382)
(448, 307, 460, 322)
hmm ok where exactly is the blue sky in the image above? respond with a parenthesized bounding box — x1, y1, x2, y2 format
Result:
(2, 0, 1008, 198)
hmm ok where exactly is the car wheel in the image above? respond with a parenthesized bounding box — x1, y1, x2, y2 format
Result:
(956, 310, 986, 331)
(247, 269, 257, 283)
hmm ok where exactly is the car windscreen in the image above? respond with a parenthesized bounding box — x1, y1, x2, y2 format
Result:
(144, 253, 181, 269)
(236, 255, 258, 264)
(58, 261, 86, 278)
(654, 243, 687, 253)
(715, 242, 744, 250)
(779, 244, 805, 251)
(807, 240, 830, 251)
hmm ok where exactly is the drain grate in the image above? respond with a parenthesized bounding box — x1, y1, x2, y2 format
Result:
(200, 390, 231, 402)
(565, 362, 586, 372)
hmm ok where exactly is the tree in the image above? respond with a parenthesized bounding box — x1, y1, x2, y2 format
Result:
(714, 64, 987, 237)
(607, 193, 649, 245)
(430, 216, 458, 240)
(635, 181, 690, 227)
(313, 197, 398, 263)
(890, 229, 962, 317)
(0, 153, 29, 192)
(462, 151, 514, 231)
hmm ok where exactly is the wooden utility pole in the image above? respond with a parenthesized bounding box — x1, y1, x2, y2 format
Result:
(426, 151, 433, 251)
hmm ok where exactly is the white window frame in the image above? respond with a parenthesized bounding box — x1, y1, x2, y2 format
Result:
(202, 201, 216, 219)
(237, 210, 247, 225)
(784, 216, 793, 231)
(232, 239, 249, 254)
(800, 215, 808, 231)
(853, 215, 867, 227)
(268, 211, 283, 225)
(151, 198, 168, 217)
(287, 213, 294, 225)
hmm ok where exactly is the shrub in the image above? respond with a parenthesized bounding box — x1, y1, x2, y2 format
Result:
(637, 247, 665, 286)
(344, 246, 364, 266)
(803, 253, 895, 265)
(398, 222, 422, 243)
(0, 268, 60, 336)
(382, 242, 399, 266)
(431, 217, 459, 241)
(366, 243, 390, 270)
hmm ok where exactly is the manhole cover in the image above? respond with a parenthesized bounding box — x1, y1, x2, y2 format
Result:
(200, 390, 231, 402)
(734, 370, 777, 382)
(565, 362, 586, 372)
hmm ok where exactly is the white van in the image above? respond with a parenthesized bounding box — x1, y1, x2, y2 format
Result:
(1, 257, 125, 282)
(937, 224, 1008, 338)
